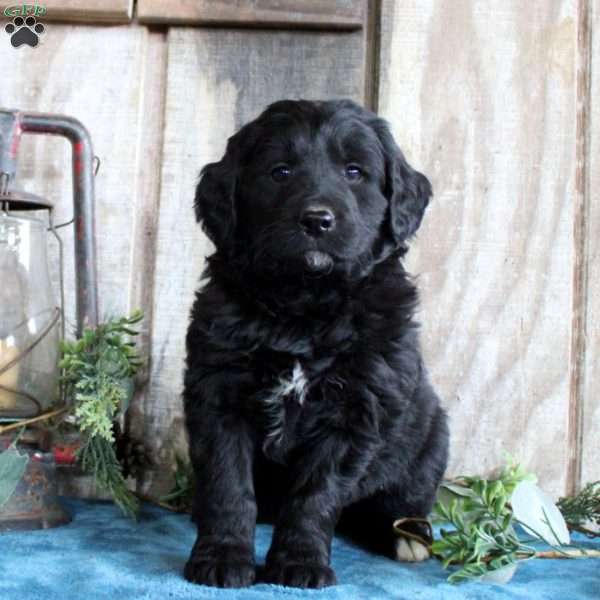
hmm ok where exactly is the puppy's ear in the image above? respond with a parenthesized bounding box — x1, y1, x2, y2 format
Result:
(388, 154, 432, 243)
(194, 152, 237, 253)
(375, 121, 432, 245)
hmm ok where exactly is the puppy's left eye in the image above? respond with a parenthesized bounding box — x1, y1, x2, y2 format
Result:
(271, 165, 292, 183)
(344, 164, 363, 182)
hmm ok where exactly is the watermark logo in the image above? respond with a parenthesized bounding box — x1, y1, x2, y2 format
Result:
(3, 4, 46, 48)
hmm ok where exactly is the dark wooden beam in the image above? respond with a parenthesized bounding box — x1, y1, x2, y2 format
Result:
(137, 0, 365, 30)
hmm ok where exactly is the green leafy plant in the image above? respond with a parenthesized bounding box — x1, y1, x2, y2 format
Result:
(431, 458, 537, 583)
(60, 310, 143, 518)
(557, 482, 600, 538)
(77, 435, 139, 517)
(430, 457, 600, 583)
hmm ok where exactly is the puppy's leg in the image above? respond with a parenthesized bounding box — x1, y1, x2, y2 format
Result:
(339, 405, 448, 563)
(263, 489, 340, 589)
(184, 412, 257, 588)
(263, 420, 379, 588)
(339, 489, 433, 562)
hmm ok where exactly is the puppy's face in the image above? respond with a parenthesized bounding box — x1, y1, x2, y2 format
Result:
(195, 100, 432, 278)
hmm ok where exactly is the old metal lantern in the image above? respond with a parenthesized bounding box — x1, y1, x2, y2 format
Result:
(0, 110, 98, 421)
(0, 109, 98, 530)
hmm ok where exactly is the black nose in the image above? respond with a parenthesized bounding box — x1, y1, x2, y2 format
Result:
(300, 208, 335, 236)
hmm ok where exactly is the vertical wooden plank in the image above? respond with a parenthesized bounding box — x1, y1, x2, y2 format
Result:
(580, 0, 598, 487)
(379, 1, 577, 496)
(125, 31, 168, 457)
(0, 25, 147, 331)
(142, 27, 366, 495)
(363, 0, 382, 111)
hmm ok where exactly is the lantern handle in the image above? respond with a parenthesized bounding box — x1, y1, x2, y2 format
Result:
(0, 110, 98, 334)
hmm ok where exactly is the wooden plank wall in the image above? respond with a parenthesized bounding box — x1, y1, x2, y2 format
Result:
(378, 1, 578, 497)
(0, 1, 596, 498)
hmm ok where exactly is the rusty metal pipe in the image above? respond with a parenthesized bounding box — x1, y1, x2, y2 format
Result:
(0, 109, 98, 333)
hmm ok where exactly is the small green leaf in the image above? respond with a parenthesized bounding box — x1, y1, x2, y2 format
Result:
(0, 445, 29, 506)
(441, 482, 477, 498)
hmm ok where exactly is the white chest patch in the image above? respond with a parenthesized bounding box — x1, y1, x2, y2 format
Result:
(266, 360, 308, 406)
(261, 360, 309, 449)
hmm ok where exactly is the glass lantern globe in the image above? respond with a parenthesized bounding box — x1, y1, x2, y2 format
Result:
(0, 199, 60, 421)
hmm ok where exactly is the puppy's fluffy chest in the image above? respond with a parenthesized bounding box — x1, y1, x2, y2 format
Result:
(244, 316, 357, 459)
(191, 262, 421, 459)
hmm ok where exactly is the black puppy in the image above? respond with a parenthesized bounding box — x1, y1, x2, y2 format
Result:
(183, 99, 448, 589)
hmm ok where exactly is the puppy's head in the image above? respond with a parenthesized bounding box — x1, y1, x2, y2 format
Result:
(195, 99, 431, 277)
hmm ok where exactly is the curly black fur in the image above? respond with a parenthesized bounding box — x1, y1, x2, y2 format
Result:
(183, 99, 449, 589)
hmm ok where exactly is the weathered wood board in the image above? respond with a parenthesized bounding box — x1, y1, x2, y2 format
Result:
(137, 0, 364, 30)
(142, 26, 366, 494)
(378, 1, 577, 497)
(581, 2, 599, 487)
(36, 0, 133, 23)
(125, 30, 168, 449)
(0, 24, 148, 357)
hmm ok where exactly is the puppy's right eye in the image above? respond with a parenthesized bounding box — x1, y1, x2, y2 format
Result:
(271, 165, 292, 183)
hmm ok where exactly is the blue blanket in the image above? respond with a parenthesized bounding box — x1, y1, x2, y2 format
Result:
(0, 499, 598, 599)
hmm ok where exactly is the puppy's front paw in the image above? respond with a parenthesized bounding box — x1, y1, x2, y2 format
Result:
(394, 537, 430, 562)
(263, 561, 337, 588)
(184, 548, 255, 588)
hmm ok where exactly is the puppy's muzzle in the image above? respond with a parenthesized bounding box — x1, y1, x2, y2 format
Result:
(300, 208, 335, 237)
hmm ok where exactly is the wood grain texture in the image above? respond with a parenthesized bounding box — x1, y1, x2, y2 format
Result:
(41, 0, 133, 23)
(378, 1, 577, 497)
(0, 25, 147, 387)
(142, 26, 366, 495)
(124, 31, 168, 459)
(137, 0, 364, 29)
(580, 0, 598, 487)
(363, 0, 382, 110)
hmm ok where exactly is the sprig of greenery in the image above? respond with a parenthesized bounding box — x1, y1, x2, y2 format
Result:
(557, 482, 600, 538)
(78, 434, 139, 518)
(60, 310, 144, 518)
(431, 458, 536, 583)
(430, 458, 600, 583)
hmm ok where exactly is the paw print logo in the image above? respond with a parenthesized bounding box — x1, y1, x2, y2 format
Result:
(5, 16, 45, 48)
